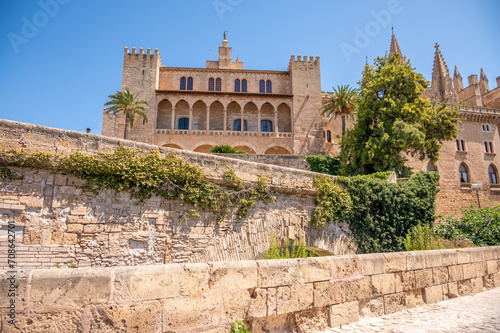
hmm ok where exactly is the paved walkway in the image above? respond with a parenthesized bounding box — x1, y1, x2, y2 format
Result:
(324, 288, 500, 333)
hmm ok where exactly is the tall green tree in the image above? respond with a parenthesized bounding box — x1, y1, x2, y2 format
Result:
(321, 84, 358, 138)
(104, 87, 149, 140)
(340, 54, 460, 176)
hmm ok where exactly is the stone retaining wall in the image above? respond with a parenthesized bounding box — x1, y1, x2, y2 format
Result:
(0, 119, 354, 269)
(1, 247, 499, 332)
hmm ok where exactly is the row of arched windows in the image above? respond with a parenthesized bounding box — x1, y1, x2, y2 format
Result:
(259, 80, 272, 93)
(208, 77, 222, 91)
(180, 77, 273, 93)
(234, 79, 247, 92)
(180, 77, 193, 91)
(456, 163, 498, 185)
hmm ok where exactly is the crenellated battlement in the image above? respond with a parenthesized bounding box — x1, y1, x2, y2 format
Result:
(123, 46, 162, 68)
(289, 54, 320, 64)
(287, 54, 320, 71)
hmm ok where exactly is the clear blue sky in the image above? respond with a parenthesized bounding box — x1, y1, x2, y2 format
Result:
(1, 0, 499, 134)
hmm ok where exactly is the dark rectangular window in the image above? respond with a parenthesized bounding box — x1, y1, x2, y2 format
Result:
(208, 78, 214, 91)
(187, 77, 193, 90)
(215, 78, 221, 91)
(178, 118, 189, 130)
(242, 79, 247, 92)
(261, 120, 273, 132)
(180, 77, 186, 90)
(235, 79, 240, 92)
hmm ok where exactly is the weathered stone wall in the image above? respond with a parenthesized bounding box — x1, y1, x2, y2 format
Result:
(1, 247, 499, 332)
(214, 153, 309, 170)
(0, 119, 353, 269)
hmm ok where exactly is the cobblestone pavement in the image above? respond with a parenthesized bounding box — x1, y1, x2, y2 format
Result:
(324, 288, 500, 333)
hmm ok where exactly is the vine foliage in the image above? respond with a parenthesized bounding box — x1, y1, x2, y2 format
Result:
(312, 171, 439, 253)
(0, 147, 274, 223)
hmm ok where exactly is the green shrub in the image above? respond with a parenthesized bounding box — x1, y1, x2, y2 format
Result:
(264, 234, 312, 259)
(404, 223, 442, 251)
(435, 205, 500, 246)
(306, 155, 340, 175)
(211, 145, 236, 153)
(325, 171, 440, 254)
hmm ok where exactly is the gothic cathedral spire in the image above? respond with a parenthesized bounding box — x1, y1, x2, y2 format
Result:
(389, 30, 406, 62)
(431, 43, 458, 104)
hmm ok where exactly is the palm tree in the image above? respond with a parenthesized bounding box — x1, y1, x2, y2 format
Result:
(321, 84, 358, 138)
(104, 87, 149, 140)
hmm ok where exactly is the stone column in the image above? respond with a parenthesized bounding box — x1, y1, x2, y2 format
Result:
(188, 107, 193, 130)
(206, 107, 210, 131)
(223, 108, 227, 132)
(170, 106, 175, 130)
(258, 107, 261, 133)
(274, 110, 279, 134)
(240, 109, 244, 132)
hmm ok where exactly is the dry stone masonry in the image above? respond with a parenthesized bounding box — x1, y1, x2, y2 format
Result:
(1, 247, 499, 332)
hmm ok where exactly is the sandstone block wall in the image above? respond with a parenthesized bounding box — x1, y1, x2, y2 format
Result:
(213, 153, 309, 170)
(2, 247, 499, 332)
(0, 119, 353, 269)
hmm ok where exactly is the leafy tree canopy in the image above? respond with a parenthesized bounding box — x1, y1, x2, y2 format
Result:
(339, 53, 460, 176)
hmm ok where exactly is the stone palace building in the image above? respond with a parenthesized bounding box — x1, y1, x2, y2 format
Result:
(102, 33, 500, 215)
(101, 34, 324, 156)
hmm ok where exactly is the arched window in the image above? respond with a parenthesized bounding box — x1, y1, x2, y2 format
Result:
(427, 162, 437, 172)
(208, 78, 214, 91)
(259, 80, 265, 93)
(242, 79, 247, 92)
(178, 118, 189, 130)
(235, 79, 240, 92)
(261, 120, 273, 132)
(234, 119, 247, 131)
(326, 130, 332, 143)
(180, 77, 186, 90)
(215, 78, 221, 91)
(187, 77, 193, 90)
(489, 165, 498, 184)
(266, 80, 272, 93)
(459, 163, 469, 183)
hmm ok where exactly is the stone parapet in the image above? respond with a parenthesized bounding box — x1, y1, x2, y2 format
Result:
(1, 247, 499, 332)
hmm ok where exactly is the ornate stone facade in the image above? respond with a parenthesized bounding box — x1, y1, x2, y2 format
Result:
(101, 36, 324, 156)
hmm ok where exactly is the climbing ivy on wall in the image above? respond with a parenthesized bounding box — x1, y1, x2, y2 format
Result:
(0, 147, 275, 223)
(312, 171, 439, 253)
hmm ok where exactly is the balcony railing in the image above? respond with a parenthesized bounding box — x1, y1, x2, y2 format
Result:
(155, 129, 293, 138)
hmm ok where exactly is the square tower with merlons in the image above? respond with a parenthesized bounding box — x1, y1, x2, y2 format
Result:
(102, 33, 324, 156)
